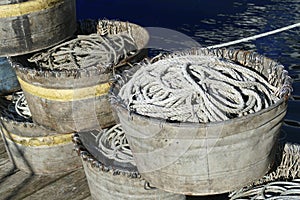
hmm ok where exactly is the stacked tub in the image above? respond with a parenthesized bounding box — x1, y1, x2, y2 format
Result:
(0, 7, 186, 198)
(0, 0, 80, 174)
(0, 1, 295, 198)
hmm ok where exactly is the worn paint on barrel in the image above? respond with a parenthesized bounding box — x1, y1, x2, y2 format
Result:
(0, 106, 82, 174)
(0, 57, 20, 95)
(17, 77, 111, 102)
(112, 49, 291, 195)
(0, 0, 76, 56)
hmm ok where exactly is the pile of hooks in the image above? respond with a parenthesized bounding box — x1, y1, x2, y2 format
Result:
(97, 124, 134, 165)
(28, 32, 138, 71)
(119, 53, 280, 123)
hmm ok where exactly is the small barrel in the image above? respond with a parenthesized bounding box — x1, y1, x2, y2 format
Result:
(0, 0, 76, 56)
(0, 93, 82, 174)
(73, 125, 185, 200)
(11, 20, 149, 133)
(0, 57, 20, 95)
(111, 48, 292, 195)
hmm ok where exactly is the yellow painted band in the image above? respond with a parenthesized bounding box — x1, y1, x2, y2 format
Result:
(0, 0, 62, 18)
(2, 128, 73, 147)
(17, 77, 111, 102)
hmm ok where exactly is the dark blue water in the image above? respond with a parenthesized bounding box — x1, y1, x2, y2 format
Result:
(77, 1, 299, 199)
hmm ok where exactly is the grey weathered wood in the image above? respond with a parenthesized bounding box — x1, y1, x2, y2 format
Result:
(0, 170, 68, 200)
(0, 0, 76, 56)
(23, 169, 90, 200)
(82, 196, 93, 200)
(0, 136, 7, 156)
(1, 115, 83, 174)
(0, 159, 16, 180)
(112, 49, 290, 195)
(82, 160, 185, 200)
(11, 20, 149, 133)
(0, 136, 91, 200)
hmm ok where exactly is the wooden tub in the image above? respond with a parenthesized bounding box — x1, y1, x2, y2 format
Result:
(73, 125, 185, 200)
(0, 93, 82, 174)
(11, 20, 149, 133)
(0, 0, 76, 56)
(111, 48, 292, 195)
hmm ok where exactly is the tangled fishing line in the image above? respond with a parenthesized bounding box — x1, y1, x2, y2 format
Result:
(0, 91, 31, 122)
(96, 124, 134, 165)
(119, 53, 281, 123)
(28, 20, 138, 71)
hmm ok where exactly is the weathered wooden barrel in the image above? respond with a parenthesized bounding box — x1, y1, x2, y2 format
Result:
(73, 125, 185, 200)
(0, 93, 82, 174)
(111, 48, 292, 195)
(10, 20, 149, 133)
(0, 0, 76, 56)
(0, 57, 20, 95)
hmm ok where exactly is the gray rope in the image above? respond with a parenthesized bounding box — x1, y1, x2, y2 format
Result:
(207, 22, 300, 49)
(97, 124, 135, 165)
(28, 32, 137, 71)
(119, 54, 280, 123)
(229, 143, 300, 199)
(0, 92, 32, 122)
(13, 91, 31, 119)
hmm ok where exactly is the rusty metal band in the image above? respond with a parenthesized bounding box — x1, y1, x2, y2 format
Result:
(1, 128, 73, 147)
(17, 77, 111, 102)
(0, 0, 63, 18)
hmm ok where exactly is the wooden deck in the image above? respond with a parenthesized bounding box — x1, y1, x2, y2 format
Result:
(0, 136, 227, 200)
(0, 136, 91, 200)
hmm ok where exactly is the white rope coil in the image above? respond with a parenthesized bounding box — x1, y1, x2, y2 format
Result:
(28, 31, 137, 71)
(229, 143, 300, 199)
(119, 53, 281, 123)
(13, 91, 31, 119)
(96, 124, 135, 165)
(0, 91, 31, 122)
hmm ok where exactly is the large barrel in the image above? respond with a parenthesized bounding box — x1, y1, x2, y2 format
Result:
(73, 126, 185, 200)
(111, 48, 292, 195)
(0, 93, 82, 174)
(0, 0, 76, 56)
(0, 57, 20, 95)
(11, 20, 149, 133)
